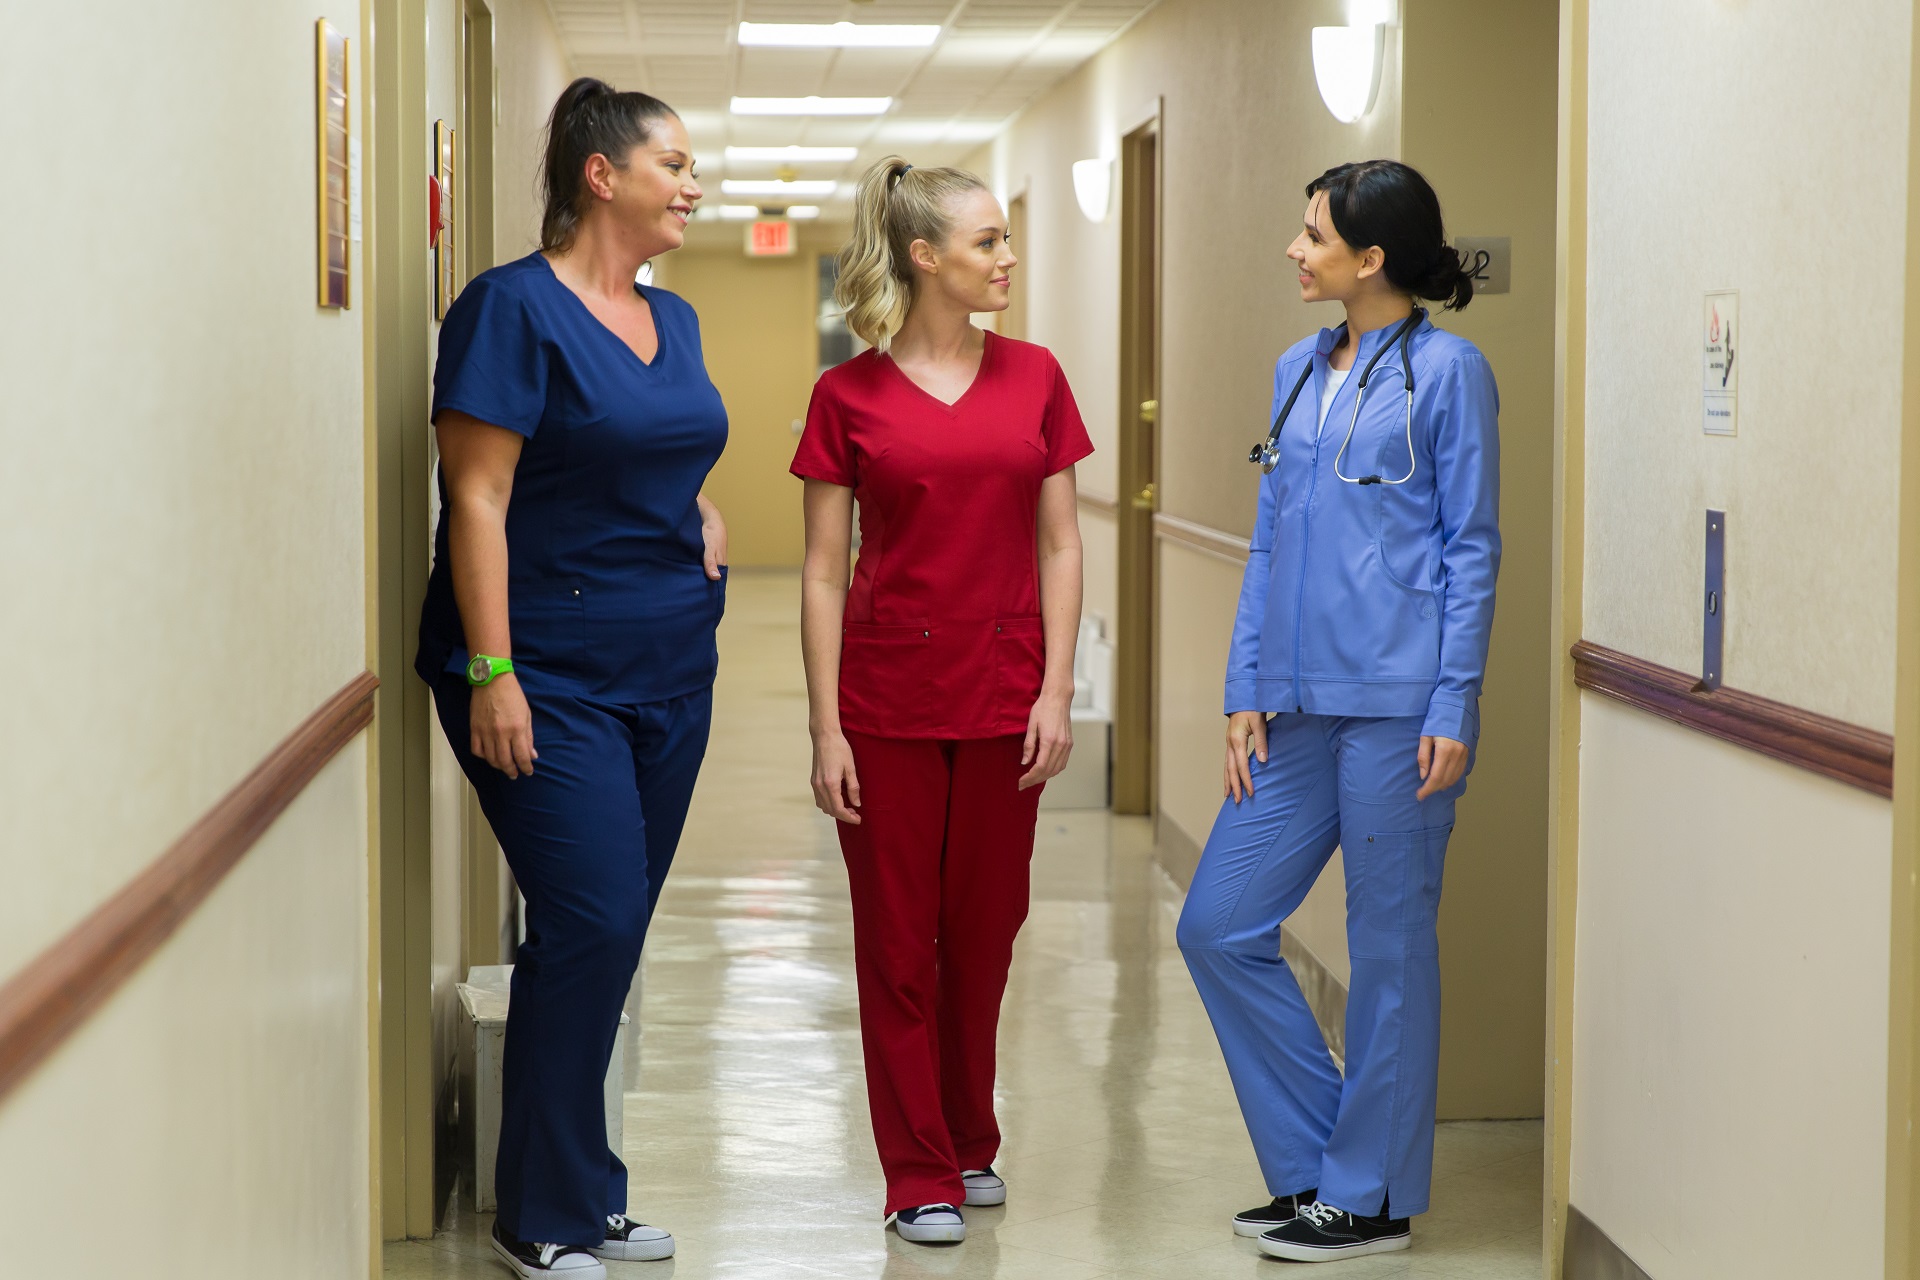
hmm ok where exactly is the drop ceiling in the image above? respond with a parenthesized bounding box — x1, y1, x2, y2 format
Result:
(544, 0, 1161, 222)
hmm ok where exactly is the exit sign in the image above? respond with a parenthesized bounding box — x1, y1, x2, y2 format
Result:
(747, 219, 794, 257)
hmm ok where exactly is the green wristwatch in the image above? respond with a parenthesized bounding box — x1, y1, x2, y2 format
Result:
(466, 654, 514, 686)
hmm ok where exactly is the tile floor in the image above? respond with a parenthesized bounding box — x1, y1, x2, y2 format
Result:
(385, 571, 1543, 1279)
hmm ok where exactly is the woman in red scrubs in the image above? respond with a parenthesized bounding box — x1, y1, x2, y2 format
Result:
(792, 156, 1092, 1245)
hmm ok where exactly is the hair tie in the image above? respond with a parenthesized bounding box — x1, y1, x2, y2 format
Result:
(888, 163, 913, 193)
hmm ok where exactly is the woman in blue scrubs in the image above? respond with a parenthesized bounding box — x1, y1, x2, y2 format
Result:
(1176, 160, 1499, 1264)
(416, 78, 725, 1280)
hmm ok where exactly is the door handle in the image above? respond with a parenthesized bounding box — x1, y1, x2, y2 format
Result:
(1139, 399, 1159, 425)
(1131, 483, 1157, 511)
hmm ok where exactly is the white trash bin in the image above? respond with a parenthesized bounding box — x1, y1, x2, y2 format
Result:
(457, 964, 629, 1212)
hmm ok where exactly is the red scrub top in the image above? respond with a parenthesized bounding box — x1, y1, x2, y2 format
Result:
(791, 331, 1095, 739)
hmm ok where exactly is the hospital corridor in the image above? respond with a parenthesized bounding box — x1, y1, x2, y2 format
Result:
(4, 1, 1920, 1279)
(381, 574, 1542, 1278)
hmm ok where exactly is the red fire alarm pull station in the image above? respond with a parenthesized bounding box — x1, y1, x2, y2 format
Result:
(747, 219, 795, 257)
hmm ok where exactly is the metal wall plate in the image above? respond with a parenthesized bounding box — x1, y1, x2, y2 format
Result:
(1453, 236, 1511, 295)
(1701, 509, 1725, 690)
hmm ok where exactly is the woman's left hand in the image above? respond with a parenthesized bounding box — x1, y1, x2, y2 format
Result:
(1019, 690, 1074, 790)
(1416, 735, 1469, 801)
(697, 493, 728, 580)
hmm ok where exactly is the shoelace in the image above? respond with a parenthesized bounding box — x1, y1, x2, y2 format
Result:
(606, 1214, 629, 1238)
(535, 1242, 564, 1265)
(1299, 1201, 1348, 1229)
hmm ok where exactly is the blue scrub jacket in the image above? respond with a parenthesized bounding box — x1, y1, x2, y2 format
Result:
(1225, 315, 1501, 744)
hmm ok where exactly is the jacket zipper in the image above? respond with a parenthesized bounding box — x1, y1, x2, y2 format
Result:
(1292, 356, 1324, 713)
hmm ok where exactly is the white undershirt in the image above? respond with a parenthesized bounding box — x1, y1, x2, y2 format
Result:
(1317, 364, 1352, 440)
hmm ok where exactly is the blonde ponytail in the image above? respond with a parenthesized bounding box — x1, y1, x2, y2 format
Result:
(834, 156, 990, 353)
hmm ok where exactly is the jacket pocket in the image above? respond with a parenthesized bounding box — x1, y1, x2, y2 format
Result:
(839, 622, 931, 731)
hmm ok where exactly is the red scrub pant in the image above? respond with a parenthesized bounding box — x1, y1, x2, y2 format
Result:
(838, 731, 1045, 1215)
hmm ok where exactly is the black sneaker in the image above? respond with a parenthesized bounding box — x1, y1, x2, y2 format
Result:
(961, 1166, 1007, 1206)
(1257, 1199, 1411, 1262)
(588, 1213, 674, 1261)
(490, 1222, 608, 1278)
(887, 1202, 966, 1244)
(1232, 1188, 1317, 1237)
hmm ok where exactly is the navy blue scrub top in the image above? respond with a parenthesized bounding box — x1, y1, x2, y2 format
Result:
(414, 252, 730, 702)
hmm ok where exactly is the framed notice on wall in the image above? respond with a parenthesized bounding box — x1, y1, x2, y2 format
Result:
(435, 120, 458, 320)
(316, 19, 351, 309)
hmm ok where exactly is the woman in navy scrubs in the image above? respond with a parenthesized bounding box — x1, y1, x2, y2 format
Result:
(416, 78, 726, 1279)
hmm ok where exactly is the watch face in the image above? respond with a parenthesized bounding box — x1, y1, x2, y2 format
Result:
(468, 656, 490, 684)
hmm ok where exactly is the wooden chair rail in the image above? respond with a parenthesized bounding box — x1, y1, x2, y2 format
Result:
(0, 671, 379, 1103)
(1571, 640, 1892, 797)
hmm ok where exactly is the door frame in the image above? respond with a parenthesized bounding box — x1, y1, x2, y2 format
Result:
(366, 0, 438, 1243)
(1113, 102, 1163, 816)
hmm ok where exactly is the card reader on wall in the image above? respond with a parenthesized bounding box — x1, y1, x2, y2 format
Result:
(1697, 509, 1725, 692)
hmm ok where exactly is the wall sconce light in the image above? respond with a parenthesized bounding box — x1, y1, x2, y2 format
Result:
(1072, 158, 1113, 223)
(1311, 23, 1384, 124)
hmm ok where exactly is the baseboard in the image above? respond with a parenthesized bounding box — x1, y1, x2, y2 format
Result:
(1154, 815, 1349, 1060)
(1565, 1206, 1655, 1280)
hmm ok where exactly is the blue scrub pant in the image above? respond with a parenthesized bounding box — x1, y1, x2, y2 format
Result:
(434, 676, 713, 1246)
(1175, 713, 1465, 1218)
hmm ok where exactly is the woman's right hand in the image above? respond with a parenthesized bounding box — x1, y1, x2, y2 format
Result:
(471, 675, 538, 778)
(1224, 711, 1268, 804)
(811, 730, 862, 824)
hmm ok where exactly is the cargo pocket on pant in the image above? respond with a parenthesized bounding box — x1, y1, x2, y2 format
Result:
(1350, 825, 1451, 958)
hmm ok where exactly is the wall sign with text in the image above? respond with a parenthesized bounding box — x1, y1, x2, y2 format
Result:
(1703, 290, 1737, 436)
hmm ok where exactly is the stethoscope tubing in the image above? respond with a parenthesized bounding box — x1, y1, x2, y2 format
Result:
(1250, 309, 1425, 485)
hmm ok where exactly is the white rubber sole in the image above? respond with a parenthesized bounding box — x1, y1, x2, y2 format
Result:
(490, 1235, 608, 1279)
(889, 1213, 967, 1244)
(1233, 1216, 1289, 1238)
(588, 1231, 675, 1261)
(1256, 1231, 1411, 1262)
(962, 1177, 1006, 1207)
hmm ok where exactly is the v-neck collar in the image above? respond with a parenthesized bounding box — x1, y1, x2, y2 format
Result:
(536, 252, 666, 371)
(880, 329, 996, 414)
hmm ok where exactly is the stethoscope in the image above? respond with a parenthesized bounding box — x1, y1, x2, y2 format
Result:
(1248, 308, 1425, 484)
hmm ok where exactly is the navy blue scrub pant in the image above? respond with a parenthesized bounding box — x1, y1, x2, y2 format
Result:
(434, 675, 713, 1246)
(1176, 713, 1466, 1219)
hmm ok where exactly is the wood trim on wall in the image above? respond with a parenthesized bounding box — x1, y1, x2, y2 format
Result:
(1571, 641, 1894, 797)
(1153, 512, 1250, 565)
(0, 672, 379, 1104)
(1078, 489, 1119, 516)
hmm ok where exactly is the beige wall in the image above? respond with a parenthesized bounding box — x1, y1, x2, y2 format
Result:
(1570, 0, 1907, 1268)
(0, 0, 372, 1267)
(493, 0, 573, 262)
(1573, 698, 1892, 1277)
(1401, 0, 1558, 1117)
(973, 0, 1553, 1118)
(654, 237, 829, 569)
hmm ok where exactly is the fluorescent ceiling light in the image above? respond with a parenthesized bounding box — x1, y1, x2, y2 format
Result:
(718, 205, 762, 220)
(786, 206, 821, 219)
(738, 21, 939, 48)
(725, 146, 859, 163)
(722, 179, 838, 196)
(731, 96, 892, 116)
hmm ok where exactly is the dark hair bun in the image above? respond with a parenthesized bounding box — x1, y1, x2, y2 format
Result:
(1306, 159, 1473, 312)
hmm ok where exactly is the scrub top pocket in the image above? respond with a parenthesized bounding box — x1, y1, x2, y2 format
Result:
(839, 623, 932, 730)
